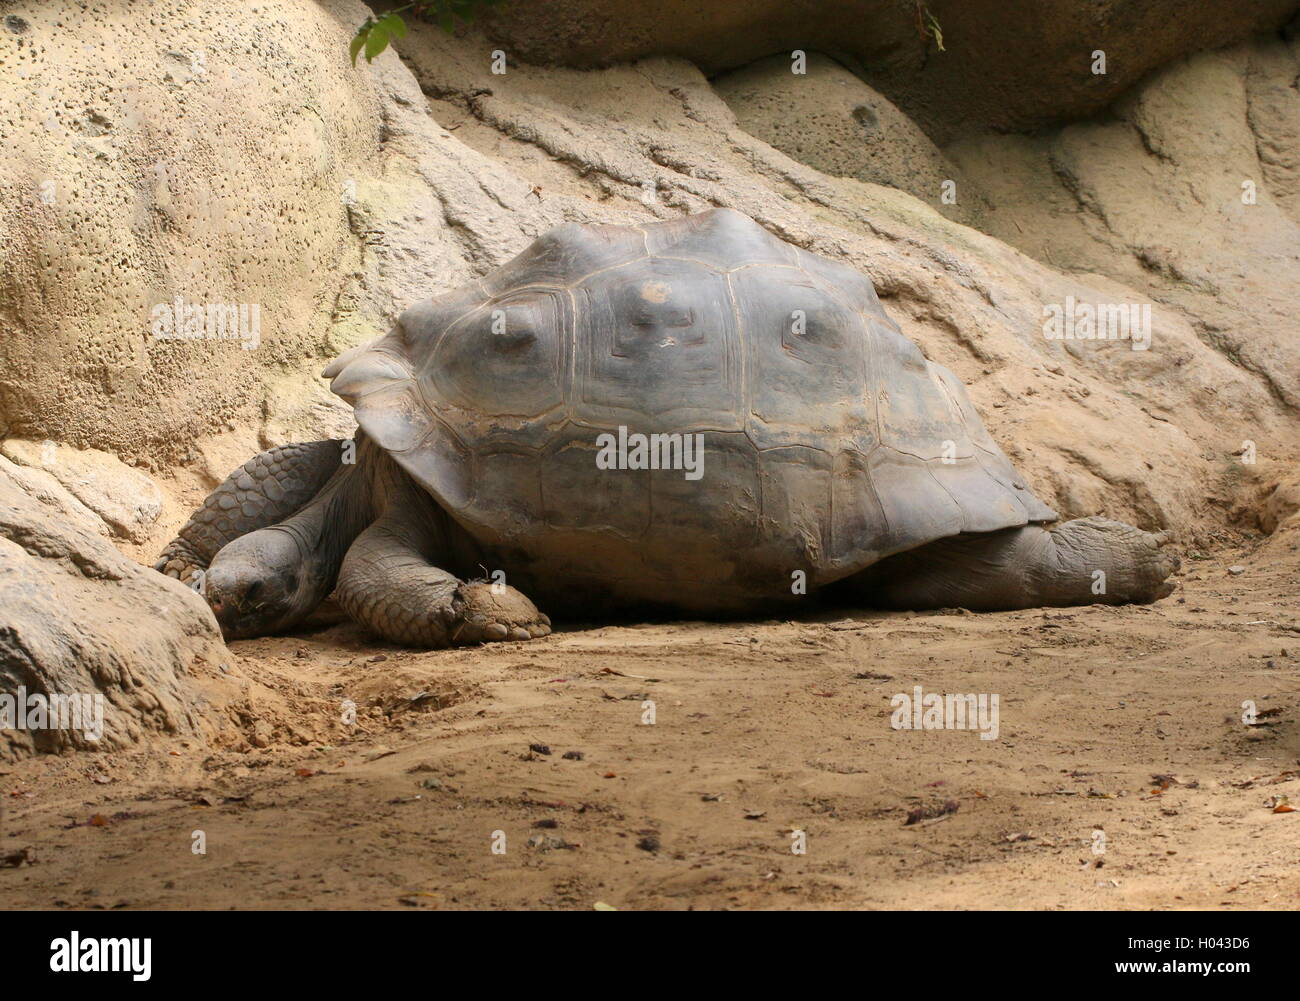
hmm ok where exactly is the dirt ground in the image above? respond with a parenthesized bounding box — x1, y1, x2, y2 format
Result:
(1, 528, 1297, 911)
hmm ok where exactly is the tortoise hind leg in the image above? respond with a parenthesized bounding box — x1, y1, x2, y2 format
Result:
(850, 517, 1179, 611)
(334, 471, 551, 647)
(155, 439, 347, 584)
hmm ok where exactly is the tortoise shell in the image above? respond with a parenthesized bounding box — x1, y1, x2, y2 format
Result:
(325, 209, 1054, 611)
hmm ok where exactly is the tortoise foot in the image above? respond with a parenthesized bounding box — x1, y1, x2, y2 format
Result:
(447, 581, 552, 645)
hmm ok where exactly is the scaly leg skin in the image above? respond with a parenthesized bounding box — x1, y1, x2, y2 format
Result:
(155, 440, 346, 584)
(857, 517, 1179, 611)
(335, 473, 551, 647)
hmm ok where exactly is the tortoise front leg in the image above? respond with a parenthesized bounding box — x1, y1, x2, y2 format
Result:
(335, 483, 551, 648)
(155, 439, 347, 584)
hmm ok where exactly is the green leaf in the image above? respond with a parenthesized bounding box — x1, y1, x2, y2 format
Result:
(350, 0, 508, 62)
(377, 12, 407, 39)
(349, 25, 370, 67)
(927, 14, 945, 52)
(364, 21, 390, 62)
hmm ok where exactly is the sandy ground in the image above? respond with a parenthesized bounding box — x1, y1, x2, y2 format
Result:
(1, 529, 1297, 911)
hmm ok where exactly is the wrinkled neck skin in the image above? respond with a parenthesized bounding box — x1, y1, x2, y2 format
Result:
(284, 436, 388, 616)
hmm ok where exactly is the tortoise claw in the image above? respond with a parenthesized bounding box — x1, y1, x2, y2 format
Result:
(448, 581, 551, 646)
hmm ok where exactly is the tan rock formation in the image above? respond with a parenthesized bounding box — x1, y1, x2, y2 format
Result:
(469, 0, 1300, 139)
(0, 457, 230, 761)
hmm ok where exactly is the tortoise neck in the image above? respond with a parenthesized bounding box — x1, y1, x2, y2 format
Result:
(280, 433, 386, 600)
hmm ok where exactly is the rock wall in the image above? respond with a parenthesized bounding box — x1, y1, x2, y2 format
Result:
(954, 40, 1300, 408)
(469, 0, 1300, 141)
(2, 0, 1296, 549)
(0, 0, 1295, 536)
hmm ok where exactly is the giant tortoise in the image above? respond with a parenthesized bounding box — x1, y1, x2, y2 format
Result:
(157, 209, 1177, 645)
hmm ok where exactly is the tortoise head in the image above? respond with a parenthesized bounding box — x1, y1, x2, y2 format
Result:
(204, 527, 322, 639)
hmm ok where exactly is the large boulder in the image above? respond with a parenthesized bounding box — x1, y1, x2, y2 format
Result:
(0, 457, 230, 761)
(471, 0, 1300, 140)
(713, 52, 984, 227)
(1, 439, 162, 543)
(0, 0, 380, 465)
